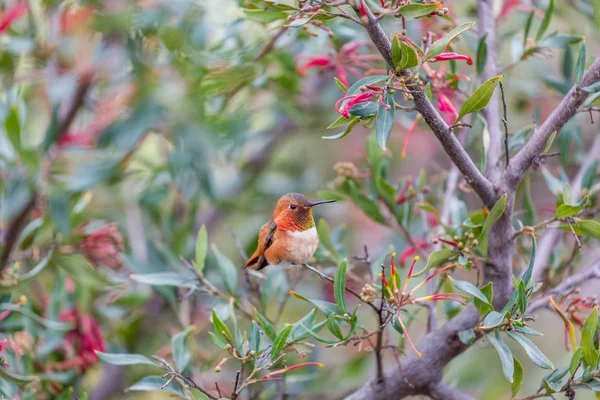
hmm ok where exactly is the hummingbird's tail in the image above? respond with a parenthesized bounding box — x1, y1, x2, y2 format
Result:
(244, 254, 268, 270)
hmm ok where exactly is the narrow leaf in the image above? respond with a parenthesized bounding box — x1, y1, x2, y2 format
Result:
(581, 306, 599, 368)
(397, 2, 442, 18)
(512, 357, 524, 397)
(375, 92, 395, 150)
(575, 41, 587, 83)
(487, 332, 515, 382)
(579, 219, 600, 239)
(477, 194, 508, 255)
(96, 352, 156, 366)
(425, 22, 477, 59)
(448, 276, 491, 305)
(334, 259, 348, 314)
(456, 75, 504, 122)
(195, 225, 208, 272)
(506, 331, 554, 369)
(212, 244, 238, 293)
(172, 327, 194, 371)
(212, 309, 232, 340)
(271, 325, 293, 360)
(255, 309, 277, 341)
(476, 34, 488, 75)
(327, 313, 344, 340)
(536, 0, 554, 41)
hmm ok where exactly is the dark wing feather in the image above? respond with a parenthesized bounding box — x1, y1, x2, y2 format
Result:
(244, 221, 277, 270)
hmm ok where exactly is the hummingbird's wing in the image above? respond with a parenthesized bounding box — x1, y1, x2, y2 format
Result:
(244, 221, 277, 270)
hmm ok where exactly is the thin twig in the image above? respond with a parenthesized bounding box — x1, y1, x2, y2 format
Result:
(153, 355, 218, 400)
(499, 81, 510, 167)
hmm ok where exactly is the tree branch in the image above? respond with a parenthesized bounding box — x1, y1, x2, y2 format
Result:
(504, 57, 600, 190)
(429, 382, 476, 400)
(357, 4, 496, 207)
(528, 257, 600, 314)
(477, 0, 503, 180)
(530, 134, 600, 284)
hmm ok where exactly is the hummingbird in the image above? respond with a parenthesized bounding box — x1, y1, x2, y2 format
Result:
(244, 193, 336, 270)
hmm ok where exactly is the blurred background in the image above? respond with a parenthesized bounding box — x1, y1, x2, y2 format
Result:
(1, 0, 599, 398)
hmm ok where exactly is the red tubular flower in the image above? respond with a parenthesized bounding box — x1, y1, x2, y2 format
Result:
(81, 222, 124, 270)
(359, 1, 367, 16)
(0, 3, 28, 34)
(296, 56, 334, 76)
(438, 92, 459, 125)
(437, 238, 458, 247)
(428, 52, 473, 65)
(263, 362, 324, 379)
(335, 92, 374, 118)
(400, 116, 421, 159)
(398, 239, 428, 266)
(58, 130, 96, 148)
(57, 310, 106, 371)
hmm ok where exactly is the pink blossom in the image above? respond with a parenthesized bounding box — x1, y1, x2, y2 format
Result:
(81, 222, 124, 270)
(335, 92, 374, 119)
(437, 92, 459, 124)
(428, 52, 473, 65)
(0, 3, 28, 34)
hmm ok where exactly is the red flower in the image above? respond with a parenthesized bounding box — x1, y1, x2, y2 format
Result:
(296, 56, 335, 76)
(428, 52, 473, 65)
(81, 222, 124, 270)
(398, 239, 428, 266)
(0, 3, 28, 34)
(335, 92, 374, 118)
(56, 310, 106, 371)
(437, 92, 459, 124)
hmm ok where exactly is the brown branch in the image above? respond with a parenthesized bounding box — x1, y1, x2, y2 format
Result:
(478, 0, 504, 180)
(355, 2, 496, 208)
(429, 382, 476, 400)
(153, 355, 218, 400)
(504, 57, 600, 190)
(528, 257, 600, 314)
(530, 134, 600, 284)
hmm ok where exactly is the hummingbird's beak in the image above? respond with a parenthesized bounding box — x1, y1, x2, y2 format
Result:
(308, 200, 336, 207)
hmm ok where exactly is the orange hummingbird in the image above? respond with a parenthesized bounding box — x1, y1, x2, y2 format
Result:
(244, 193, 336, 270)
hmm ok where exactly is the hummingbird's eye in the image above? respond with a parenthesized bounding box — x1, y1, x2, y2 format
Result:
(289, 204, 297, 210)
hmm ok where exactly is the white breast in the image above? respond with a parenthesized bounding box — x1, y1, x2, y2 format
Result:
(278, 227, 319, 266)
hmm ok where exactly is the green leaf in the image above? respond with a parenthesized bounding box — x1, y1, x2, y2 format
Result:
(517, 280, 527, 314)
(397, 2, 442, 18)
(579, 219, 600, 239)
(523, 11, 535, 46)
(581, 306, 599, 368)
(476, 34, 488, 75)
(522, 235, 536, 287)
(130, 272, 197, 289)
(570, 348, 583, 376)
(544, 131, 557, 154)
(334, 259, 348, 314)
(487, 332, 514, 382)
(411, 248, 454, 277)
(581, 159, 598, 190)
(128, 376, 186, 396)
(5, 106, 21, 151)
(318, 219, 340, 263)
(458, 329, 476, 344)
(392, 37, 420, 70)
(290, 308, 318, 341)
(212, 244, 238, 294)
(299, 323, 338, 345)
(195, 225, 208, 272)
(512, 357, 524, 397)
(327, 115, 348, 130)
(474, 281, 494, 315)
(424, 82, 432, 100)
(327, 313, 344, 340)
(583, 82, 600, 93)
(344, 75, 389, 98)
(477, 193, 508, 255)
(54, 254, 116, 289)
(212, 309, 232, 341)
(255, 309, 277, 341)
(448, 276, 491, 305)
(271, 324, 293, 360)
(555, 196, 587, 220)
(96, 352, 157, 366)
(0, 367, 35, 384)
(375, 92, 395, 150)
(335, 77, 348, 92)
(536, 0, 554, 41)
(594, 0, 600, 31)
(289, 290, 340, 316)
(506, 331, 554, 369)
(425, 22, 477, 59)
(456, 75, 504, 123)
(481, 311, 505, 329)
(575, 42, 587, 83)
(249, 321, 261, 352)
(322, 117, 359, 140)
(172, 326, 194, 372)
